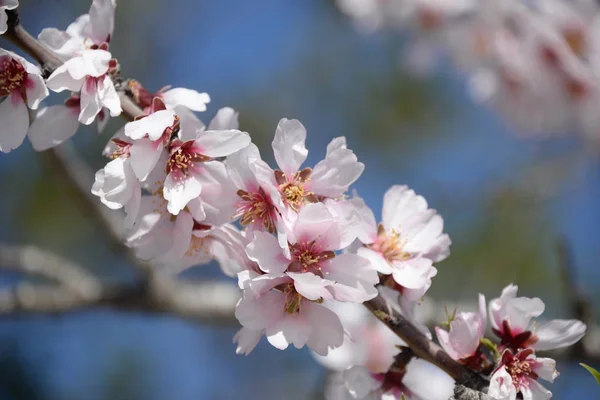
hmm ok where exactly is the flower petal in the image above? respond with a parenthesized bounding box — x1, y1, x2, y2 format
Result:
(246, 231, 288, 274)
(533, 319, 587, 351)
(208, 107, 239, 130)
(161, 88, 210, 112)
(272, 118, 308, 175)
(163, 171, 203, 215)
(28, 105, 80, 151)
(124, 109, 175, 140)
(194, 129, 251, 158)
(0, 95, 29, 153)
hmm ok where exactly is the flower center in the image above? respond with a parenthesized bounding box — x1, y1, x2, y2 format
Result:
(369, 224, 411, 263)
(0, 56, 26, 97)
(288, 241, 335, 275)
(237, 187, 277, 233)
(166, 141, 210, 179)
(274, 168, 315, 212)
(283, 283, 304, 314)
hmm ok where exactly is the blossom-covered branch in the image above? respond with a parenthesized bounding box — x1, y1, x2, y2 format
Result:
(0, 2, 590, 400)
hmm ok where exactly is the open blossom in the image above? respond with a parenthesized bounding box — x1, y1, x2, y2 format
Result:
(161, 121, 250, 216)
(0, 0, 18, 35)
(41, 0, 121, 125)
(0, 49, 48, 153)
(45, 49, 121, 124)
(489, 284, 586, 352)
(266, 118, 364, 220)
(227, 143, 285, 234)
(234, 202, 379, 354)
(353, 185, 450, 301)
(436, 294, 487, 370)
(488, 349, 557, 400)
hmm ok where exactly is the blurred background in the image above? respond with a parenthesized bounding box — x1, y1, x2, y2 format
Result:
(1, 0, 599, 398)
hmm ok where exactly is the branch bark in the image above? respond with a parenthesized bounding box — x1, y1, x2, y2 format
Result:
(0, 244, 239, 324)
(365, 295, 489, 391)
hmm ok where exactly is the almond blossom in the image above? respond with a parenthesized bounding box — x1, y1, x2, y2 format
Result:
(353, 185, 450, 301)
(0, 49, 48, 153)
(435, 294, 487, 370)
(0, 0, 18, 35)
(27, 95, 81, 151)
(489, 284, 587, 352)
(45, 49, 121, 124)
(128, 80, 211, 115)
(41, 0, 121, 125)
(488, 349, 558, 400)
(266, 118, 364, 221)
(227, 143, 285, 234)
(234, 202, 379, 354)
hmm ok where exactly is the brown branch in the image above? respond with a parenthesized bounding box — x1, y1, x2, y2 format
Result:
(0, 244, 239, 324)
(365, 295, 489, 391)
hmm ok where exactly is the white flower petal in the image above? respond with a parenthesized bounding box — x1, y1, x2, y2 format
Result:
(533, 319, 587, 351)
(208, 107, 238, 130)
(0, 95, 29, 153)
(161, 88, 210, 112)
(246, 231, 288, 274)
(124, 109, 175, 141)
(272, 118, 308, 175)
(194, 129, 251, 158)
(28, 105, 80, 151)
(163, 171, 203, 215)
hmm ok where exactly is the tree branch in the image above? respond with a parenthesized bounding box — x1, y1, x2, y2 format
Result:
(365, 295, 489, 391)
(0, 244, 239, 324)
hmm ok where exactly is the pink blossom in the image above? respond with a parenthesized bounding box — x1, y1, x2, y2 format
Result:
(354, 185, 450, 301)
(246, 202, 379, 303)
(489, 284, 586, 352)
(234, 272, 345, 355)
(40, 0, 121, 125)
(0, 0, 18, 35)
(268, 118, 364, 218)
(45, 49, 121, 124)
(227, 143, 285, 234)
(0, 49, 48, 153)
(488, 349, 557, 400)
(435, 294, 487, 366)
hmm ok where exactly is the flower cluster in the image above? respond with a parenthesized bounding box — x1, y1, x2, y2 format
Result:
(0, 0, 210, 153)
(434, 285, 587, 400)
(337, 0, 600, 145)
(0, 1, 591, 399)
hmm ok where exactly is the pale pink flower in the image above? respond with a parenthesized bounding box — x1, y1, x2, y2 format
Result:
(0, 0, 18, 35)
(39, 0, 116, 59)
(123, 97, 179, 181)
(488, 349, 557, 400)
(45, 49, 121, 124)
(354, 185, 450, 301)
(161, 111, 250, 215)
(40, 0, 121, 125)
(227, 143, 285, 234)
(489, 284, 586, 352)
(435, 294, 486, 364)
(234, 272, 345, 355)
(267, 118, 364, 218)
(246, 202, 379, 304)
(0, 49, 48, 153)
(91, 155, 141, 228)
